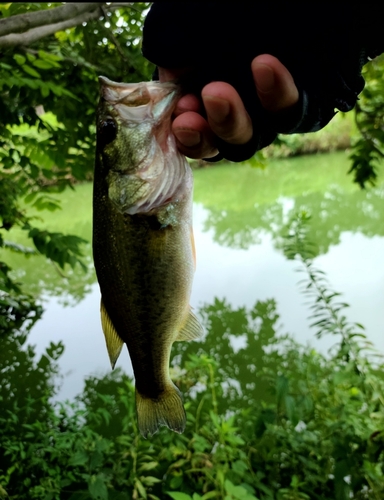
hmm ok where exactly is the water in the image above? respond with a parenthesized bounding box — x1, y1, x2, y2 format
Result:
(5, 151, 384, 400)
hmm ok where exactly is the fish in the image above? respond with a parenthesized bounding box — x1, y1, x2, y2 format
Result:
(92, 76, 204, 438)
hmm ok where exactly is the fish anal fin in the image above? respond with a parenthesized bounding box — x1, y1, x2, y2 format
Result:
(100, 298, 124, 369)
(136, 383, 186, 438)
(175, 308, 205, 342)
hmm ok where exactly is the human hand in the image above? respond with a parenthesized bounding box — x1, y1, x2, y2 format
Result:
(159, 54, 299, 159)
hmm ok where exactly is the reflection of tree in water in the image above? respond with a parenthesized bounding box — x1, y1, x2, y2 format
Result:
(0, 295, 288, 437)
(201, 204, 282, 249)
(4, 239, 96, 306)
(6, 163, 384, 306)
(0, 314, 63, 430)
(202, 184, 384, 257)
(172, 297, 291, 413)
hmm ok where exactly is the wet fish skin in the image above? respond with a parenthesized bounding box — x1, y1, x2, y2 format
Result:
(93, 77, 203, 438)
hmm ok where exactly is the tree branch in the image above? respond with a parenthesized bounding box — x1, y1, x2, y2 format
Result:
(0, 8, 104, 50)
(106, 3, 141, 9)
(0, 3, 129, 50)
(0, 3, 102, 37)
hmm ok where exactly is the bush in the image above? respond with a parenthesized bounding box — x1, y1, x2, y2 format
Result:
(1, 215, 384, 500)
(264, 113, 354, 159)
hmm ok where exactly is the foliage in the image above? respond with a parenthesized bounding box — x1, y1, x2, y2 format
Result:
(265, 112, 354, 159)
(0, 2, 153, 323)
(0, 254, 42, 337)
(1, 215, 384, 500)
(348, 54, 384, 187)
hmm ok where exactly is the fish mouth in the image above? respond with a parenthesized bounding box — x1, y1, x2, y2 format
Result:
(99, 76, 180, 124)
(98, 76, 180, 120)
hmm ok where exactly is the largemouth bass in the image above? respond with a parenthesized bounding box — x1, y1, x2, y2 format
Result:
(93, 77, 204, 438)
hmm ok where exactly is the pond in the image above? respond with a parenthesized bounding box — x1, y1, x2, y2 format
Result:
(4, 150, 384, 401)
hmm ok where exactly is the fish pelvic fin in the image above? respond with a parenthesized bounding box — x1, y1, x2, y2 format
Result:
(136, 384, 186, 438)
(100, 298, 124, 369)
(175, 308, 205, 342)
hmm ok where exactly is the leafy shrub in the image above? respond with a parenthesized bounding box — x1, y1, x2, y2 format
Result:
(1, 214, 384, 500)
(265, 112, 354, 159)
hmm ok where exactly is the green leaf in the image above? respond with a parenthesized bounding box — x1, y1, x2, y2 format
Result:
(89, 450, 104, 470)
(69, 450, 89, 466)
(224, 480, 259, 500)
(27, 228, 88, 270)
(135, 480, 147, 499)
(88, 474, 108, 500)
(26, 52, 36, 63)
(38, 49, 62, 63)
(167, 493, 192, 500)
(141, 476, 161, 486)
(13, 54, 26, 65)
(0, 62, 12, 69)
(0, 485, 9, 499)
(138, 461, 158, 472)
(201, 493, 219, 500)
(41, 86, 49, 100)
(169, 476, 183, 490)
(21, 64, 41, 78)
(32, 195, 61, 212)
(24, 192, 37, 204)
(33, 59, 56, 70)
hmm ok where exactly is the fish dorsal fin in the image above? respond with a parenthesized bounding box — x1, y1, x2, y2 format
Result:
(100, 298, 124, 369)
(176, 309, 204, 342)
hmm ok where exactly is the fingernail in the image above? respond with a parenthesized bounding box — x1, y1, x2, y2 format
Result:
(174, 129, 201, 147)
(253, 63, 275, 93)
(202, 95, 230, 124)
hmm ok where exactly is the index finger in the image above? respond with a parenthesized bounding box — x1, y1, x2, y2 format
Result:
(158, 67, 203, 116)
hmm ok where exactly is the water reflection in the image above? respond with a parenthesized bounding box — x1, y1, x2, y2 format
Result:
(4, 152, 384, 304)
(28, 206, 384, 401)
(3, 183, 95, 305)
(6, 251, 95, 306)
(173, 297, 287, 410)
(2, 294, 291, 418)
(4, 152, 384, 400)
(200, 177, 384, 257)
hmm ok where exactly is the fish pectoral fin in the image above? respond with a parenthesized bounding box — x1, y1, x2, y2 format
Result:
(175, 308, 205, 342)
(100, 298, 124, 369)
(136, 383, 186, 438)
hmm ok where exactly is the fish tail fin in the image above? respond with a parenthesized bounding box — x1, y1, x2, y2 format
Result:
(135, 384, 186, 438)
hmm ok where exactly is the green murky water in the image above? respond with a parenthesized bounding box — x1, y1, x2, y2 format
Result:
(4, 151, 384, 399)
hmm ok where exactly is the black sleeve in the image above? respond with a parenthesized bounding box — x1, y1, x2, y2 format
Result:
(142, 2, 384, 162)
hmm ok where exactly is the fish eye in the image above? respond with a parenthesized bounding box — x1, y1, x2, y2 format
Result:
(98, 118, 117, 148)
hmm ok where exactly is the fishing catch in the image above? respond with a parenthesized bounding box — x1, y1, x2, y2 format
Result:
(93, 77, 204, 438)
